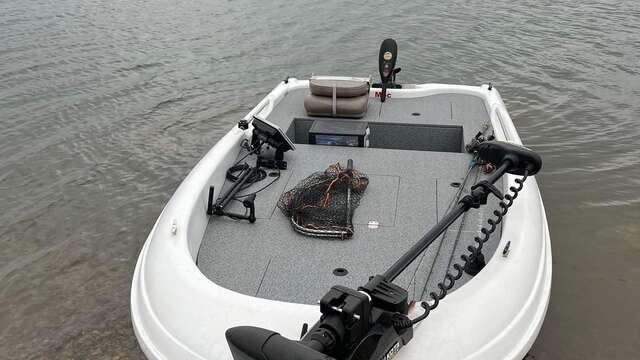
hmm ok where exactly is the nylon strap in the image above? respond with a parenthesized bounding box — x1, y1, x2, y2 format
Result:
(332, 84, 336, 116)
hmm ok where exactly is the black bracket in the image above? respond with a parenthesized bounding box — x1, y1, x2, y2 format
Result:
(212, 194, 256, 223)
(472, 180, 504, 200)
(459, 180, 504, 210)
(257, 149, 287, 170)
(206, 186, 215, 215)
(464, 252, 486, 275)
(206, 175, 257, 224)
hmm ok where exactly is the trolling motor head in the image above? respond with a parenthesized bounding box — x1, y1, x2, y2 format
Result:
(476, 141, 542, 176)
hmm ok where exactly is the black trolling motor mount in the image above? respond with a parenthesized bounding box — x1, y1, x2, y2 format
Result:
(225, 141, 542, 360)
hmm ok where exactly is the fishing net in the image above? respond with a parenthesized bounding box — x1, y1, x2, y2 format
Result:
(277, 161, 369, 239)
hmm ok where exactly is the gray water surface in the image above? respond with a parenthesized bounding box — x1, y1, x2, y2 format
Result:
(1, 0, 639, 359)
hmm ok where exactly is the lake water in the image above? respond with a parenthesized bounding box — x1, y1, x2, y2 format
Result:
(1, 0, 639, 358)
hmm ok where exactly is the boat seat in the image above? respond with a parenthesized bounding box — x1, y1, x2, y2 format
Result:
(304, 77, 370, 118)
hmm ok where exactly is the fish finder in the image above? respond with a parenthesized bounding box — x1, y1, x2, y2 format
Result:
(308, 119, 369, 148)
(251, 116, 295, 169)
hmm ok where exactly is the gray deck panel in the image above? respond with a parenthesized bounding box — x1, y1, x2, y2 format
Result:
(378, 96, 452, 125)
(267, 89, 488, 133)
(379, 94, 490, 145)
(198, 145, 501, 304)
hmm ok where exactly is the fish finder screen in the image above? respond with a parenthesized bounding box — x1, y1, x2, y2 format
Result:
(314, 134, 360, 147)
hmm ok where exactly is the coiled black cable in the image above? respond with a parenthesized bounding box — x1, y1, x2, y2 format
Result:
(409, 170, 529, 326)
(226, 163, 267, 184)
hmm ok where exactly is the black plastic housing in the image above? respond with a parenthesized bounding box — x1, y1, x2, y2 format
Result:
(476, 141, 542, 175)
(359, 275, 409, 314)
(226, 326, 333, 360)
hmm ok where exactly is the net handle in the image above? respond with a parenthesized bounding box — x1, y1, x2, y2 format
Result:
(345, 159, 354, 234)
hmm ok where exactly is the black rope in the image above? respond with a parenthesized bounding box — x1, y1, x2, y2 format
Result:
(222, 139, 280, 202)
(226, 163, 267, 185)
(409, 159, 478, 300)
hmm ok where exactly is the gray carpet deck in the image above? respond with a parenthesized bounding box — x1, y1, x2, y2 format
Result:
(197, 90, 500, 304)
(197, 146, 501, 304)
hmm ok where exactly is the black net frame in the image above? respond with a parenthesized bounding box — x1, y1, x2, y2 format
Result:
(277, 161, 369, 239)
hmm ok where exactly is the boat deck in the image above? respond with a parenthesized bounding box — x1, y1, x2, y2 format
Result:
(197, 88, 502, 304)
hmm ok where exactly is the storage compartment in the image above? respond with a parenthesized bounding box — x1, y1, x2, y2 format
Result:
(288, 118, 463, 153)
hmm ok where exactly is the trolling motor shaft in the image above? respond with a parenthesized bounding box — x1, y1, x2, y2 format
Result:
(385, 140, 543, 281)
(383, 160, 510, 281)
(226, 141, 542, 360)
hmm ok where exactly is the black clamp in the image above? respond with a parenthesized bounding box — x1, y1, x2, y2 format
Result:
(459, 180, 504, 210)
(257, 156, 287, 170)
(214, 193, 256, 223)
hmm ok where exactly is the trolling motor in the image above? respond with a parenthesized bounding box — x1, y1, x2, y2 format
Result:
(372, 38, 402, 102)
(226, 141, 542, 360)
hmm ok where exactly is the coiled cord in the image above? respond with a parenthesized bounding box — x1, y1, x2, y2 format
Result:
(408, 170, 529, 326)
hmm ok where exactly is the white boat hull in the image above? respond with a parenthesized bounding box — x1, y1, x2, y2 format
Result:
(131, 80, 551, 359)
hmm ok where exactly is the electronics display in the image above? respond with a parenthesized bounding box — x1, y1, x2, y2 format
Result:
(308, 119, 369, 148)
(314, 134, 361, 147)
(251, 116, 295, 153)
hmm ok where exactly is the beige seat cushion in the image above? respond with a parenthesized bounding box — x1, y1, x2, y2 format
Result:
(309, 78, 370, 98)
(304, 94, 368, 118)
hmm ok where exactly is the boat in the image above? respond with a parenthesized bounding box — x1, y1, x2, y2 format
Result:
(131, 39, 551, 360)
